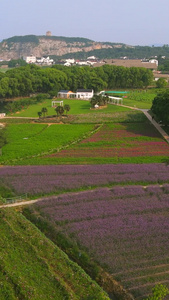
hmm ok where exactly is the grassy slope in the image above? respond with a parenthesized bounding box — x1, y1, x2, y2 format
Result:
(0, 208, 109, 300)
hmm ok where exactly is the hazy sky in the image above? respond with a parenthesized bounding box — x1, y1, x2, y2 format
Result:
(1, 0, 169, 46)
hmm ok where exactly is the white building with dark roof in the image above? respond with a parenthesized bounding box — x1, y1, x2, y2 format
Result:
(76, 89, 94, 99)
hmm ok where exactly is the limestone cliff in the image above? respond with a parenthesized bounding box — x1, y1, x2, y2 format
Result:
(0, 35, 116, 60)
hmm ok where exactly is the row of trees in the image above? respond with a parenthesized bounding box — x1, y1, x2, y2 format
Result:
(0, 64, 153, 100)
(38, 104, 71, 118)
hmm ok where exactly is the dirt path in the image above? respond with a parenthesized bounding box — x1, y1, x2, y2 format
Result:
(0, 183, 167, 209)
(142, 110, 169, 143)
(113, 103, 169, 144)
(0, 198, 41, 208)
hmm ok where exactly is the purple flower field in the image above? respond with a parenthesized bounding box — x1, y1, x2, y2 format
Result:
(34, 183, 169, 300)
(0, 163, 169, 196)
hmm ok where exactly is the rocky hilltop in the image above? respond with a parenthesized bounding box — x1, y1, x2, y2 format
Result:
(0, 35, 122, 60)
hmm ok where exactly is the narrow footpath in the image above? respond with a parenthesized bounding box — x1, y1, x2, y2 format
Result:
(142, 109, 169, 144)
(114, 103, 169, 144)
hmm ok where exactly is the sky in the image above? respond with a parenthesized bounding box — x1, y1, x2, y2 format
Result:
(1, 0, 169, 46)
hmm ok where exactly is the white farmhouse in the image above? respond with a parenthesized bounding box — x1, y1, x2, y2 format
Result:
(76, 89, 94, 100)
(149, 59, 158, 66)
(23, 56, 36, 64)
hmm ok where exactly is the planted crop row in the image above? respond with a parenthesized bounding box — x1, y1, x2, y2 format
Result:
(0, 123, 95, 163)
(0, 163, 169, 196)
(46, 123, 169, 161)
(127, 90, 157, 102)
(33, 184, 169, 300)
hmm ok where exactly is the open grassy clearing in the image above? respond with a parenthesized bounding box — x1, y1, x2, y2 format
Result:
(9, 99, 131, 118)
(7, 88, 159, 118)
(0, 208, 109, 300)
(27, 183, 169, 300)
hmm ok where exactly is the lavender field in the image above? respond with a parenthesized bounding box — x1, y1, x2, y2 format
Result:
(0, 163, 169, 196)
(33, 183, 169, 300)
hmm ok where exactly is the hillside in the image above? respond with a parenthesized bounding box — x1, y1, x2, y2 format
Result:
(0, 35, 117, 60)
(1, 34, 169, 60)
(0, 208, 110, 300)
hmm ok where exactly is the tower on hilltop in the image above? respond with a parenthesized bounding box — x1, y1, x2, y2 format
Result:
(46, 31, 52, 36)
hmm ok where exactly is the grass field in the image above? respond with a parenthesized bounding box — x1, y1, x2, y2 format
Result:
(0, 123, 95, 164)
(7, 89, 159, 118)
(0, 208, 109, 300)
(9, 99, 131, 118)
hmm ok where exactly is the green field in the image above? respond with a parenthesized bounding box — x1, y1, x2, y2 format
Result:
(9, 99, 131, 118)
(0, 123, 95, 163)
(7, 88, 159, 118)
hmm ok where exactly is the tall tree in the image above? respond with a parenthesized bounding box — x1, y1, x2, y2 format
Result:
(64, 104, 70, 114)
(55, 105, 64, 116)
(151, 90, 169, 125)
(41, 107, 48, 117)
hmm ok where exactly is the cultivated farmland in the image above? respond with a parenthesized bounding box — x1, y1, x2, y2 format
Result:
(30, 183, 169, 300)
(45, 123, 169, 164)
(0, 94, 169, 300)
(0, 163, 169, 196)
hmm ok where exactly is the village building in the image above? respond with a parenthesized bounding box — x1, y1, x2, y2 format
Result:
(76, 89, 94, 99)
(23, 55, 36, 64)
(93, 59, 158, 70)
(57, 89, 94, 100)
(57, 90, 76, 98)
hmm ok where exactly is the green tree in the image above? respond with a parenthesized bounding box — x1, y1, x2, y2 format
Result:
(64, 104, 70, 114)
(55, 105, 64, 116)
(156, 78, 167, 88)
(90, 94, 107, 108)
(37, 111, 42, 118)
(151, 90, 169, 125)
(41, 107, 48, 117)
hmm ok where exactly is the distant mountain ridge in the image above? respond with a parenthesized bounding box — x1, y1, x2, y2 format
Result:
(0, 34, 169, 60)
(0, 34, 124, 60)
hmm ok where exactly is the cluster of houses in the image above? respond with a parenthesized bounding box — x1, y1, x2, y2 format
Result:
(23, 55, 99, 66)
(57, 89, 94, 100)
(59, 56, 99, 67)
(23, 55, 54, 65)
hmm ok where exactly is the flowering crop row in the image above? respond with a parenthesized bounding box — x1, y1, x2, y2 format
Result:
(0, 163, 169, 196)
(47, 123, 169, 160)
(34, 184, 169, 299)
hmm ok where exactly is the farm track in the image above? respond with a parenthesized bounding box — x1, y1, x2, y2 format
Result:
(112, 104, 169, 144)
(0, 183, 167, 209)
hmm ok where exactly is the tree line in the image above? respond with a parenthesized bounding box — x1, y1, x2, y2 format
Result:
(0, 64, 153, 100)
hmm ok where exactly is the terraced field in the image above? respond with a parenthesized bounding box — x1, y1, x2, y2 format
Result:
(46, 123, 169, 163)
(30, 183, 169, 300)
